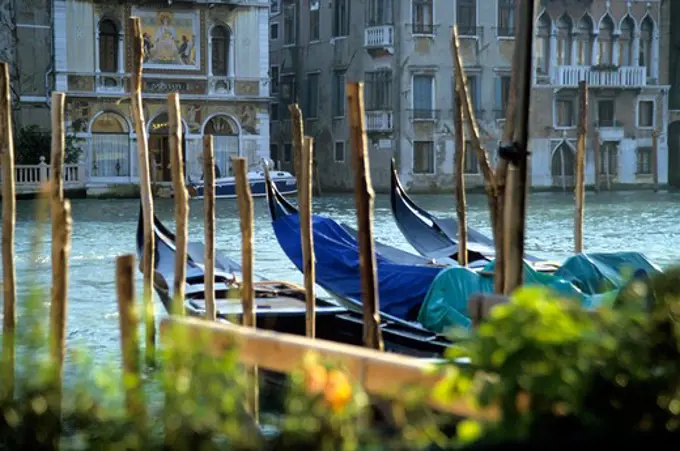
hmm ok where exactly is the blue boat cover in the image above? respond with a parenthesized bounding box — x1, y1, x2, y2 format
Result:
(417, 252, 662, 333)
(271, 213, 445, 320)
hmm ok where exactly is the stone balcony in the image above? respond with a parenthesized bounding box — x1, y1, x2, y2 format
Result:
(552, 65, 647, 88)
(365, 110, 393, 132)
(364, 25, 394, 49)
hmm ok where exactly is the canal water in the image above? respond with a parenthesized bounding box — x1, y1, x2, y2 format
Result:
(4, 190, 680, 375)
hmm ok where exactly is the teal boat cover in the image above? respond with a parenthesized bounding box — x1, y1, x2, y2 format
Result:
(417, 252, 663, 333)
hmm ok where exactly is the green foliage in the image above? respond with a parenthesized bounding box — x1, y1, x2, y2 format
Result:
(14, 125, 84, 165)
(435, 271, 680, 445)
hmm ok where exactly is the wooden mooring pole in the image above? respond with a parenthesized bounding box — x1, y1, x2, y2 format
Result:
(130, 17, 156, 366)
(289, 104, 304, 181)
(116, 254, 147, 426)
(575, 80, 588, 254)
(169, 92, 188, 316)
(453, 77, 468, 266)
(0, 63, 17, 403)
(501, 0, 536, 293)
(346, 82, 384, 351)
(203, 135, 216, 321)
(49, 91, 72, 401)
(234, 157, 259, 422)
(300, 136, 316, 338)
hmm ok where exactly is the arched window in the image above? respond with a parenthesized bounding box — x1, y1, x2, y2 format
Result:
(597, 15, 614, 65)
(204, 115, 239, 177)
(535, 13, 551, 77)
(619, 16, 634, 66)
(639, 17, 653, 77)
(211, 26, 230, 76)
(574, 15, 593, 65)
(551, 143, 575, 189)
(90, 112, 129, 178)
(556, 15, 572, 66)
(98, 19, 118, 73)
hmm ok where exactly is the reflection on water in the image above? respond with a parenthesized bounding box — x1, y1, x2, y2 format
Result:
(3, 190, 680, 371)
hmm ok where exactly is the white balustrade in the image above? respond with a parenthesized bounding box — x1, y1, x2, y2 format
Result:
(0, 156, 85, 194)
(553, 65, 647, 88)
(364, 25, 394, 48)
(365, 111, 393, 132)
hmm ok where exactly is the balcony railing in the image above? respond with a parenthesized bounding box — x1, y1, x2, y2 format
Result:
(553, 65, 647, 88)
(364, 25, 394, 48)
(0, 156, 85, 194)
(365, 110, 393, 132)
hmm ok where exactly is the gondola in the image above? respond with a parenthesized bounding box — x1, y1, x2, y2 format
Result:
(263, 168, 453, 332)
(389, 159, 557, 270)
(134, 206, 450, 359)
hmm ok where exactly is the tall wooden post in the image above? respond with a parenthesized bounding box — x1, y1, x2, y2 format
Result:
(289, 104, 304, 181)
(575, 80, 588, 254)
(0, 63, 17, 403)
(233, 157, 259, 422)
(49, 92, 71, 398)
(453, 78, 468, 266)
(346, 82, 384, 351)
(593, 129, 601, 193)
(130, 17, 156, 365)
(501, 0, 537, 294)
(168, 92, 188, 316)
(203, 136, 216, 321)
(652, 130, 659, 192)
(300, 136, 316, 338)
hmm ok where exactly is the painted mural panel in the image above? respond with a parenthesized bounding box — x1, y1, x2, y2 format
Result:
(131, 8, 200, 71)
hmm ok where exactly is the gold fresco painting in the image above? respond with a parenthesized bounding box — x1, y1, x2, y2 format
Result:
(133, 8, 200, 70)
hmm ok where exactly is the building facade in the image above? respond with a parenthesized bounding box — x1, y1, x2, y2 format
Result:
(268, 0, 669, 193)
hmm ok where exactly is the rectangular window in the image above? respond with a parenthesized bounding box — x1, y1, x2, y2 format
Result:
(637, 147, 653, 174)
(638, 100, 654, 127)
(332, 71, 346, 117)
(413, 141, 435, 174)
(333, 0, 350, 37)
(555, 99, 575, 127)
(284, 143, 292, 162)
(284, 2, 296, 45)
(280, 74, 296, 118)
(270, 144, 279, 166)
(270, 65, 280, 94)
(270, 0, 280, 15)
(365, 69, 392, 110)
(599, 142, 618, 175)
(270, 102, 279, 121)
(457, 0, 477, 36)
(334, 141, 345, 162)
(497, 0, 515, 37)
(269, 23, 279, 40)
(412, 0, 433, 35)
(597, 100, 615, 127)
(366, 0, 392, 26)
(463, 141, 479, 174)
(464, 74, 480, 115)
(305, 73, 319, 119)
(412, 74, 434, 119)
(309, 0, 320, 41)
(494, 75, 511, 119)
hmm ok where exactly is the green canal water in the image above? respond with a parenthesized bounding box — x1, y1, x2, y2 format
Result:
(3, 190, 680, 376)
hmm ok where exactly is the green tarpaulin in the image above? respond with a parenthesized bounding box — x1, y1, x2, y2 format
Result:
(417, 252, 662, 333)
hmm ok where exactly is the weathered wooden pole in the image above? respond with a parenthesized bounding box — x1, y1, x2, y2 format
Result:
(300, 136, 316, 337)
(574, 80, 588, 254)
(130, 17, 156, 365)
(203, 135, 216, 321)
(500, 0, 537, 293)
(593, 129, 601, 193)
(346, 82, 384, 351)
(652, 129, 659, 192)
(116, 254, 146, 425)
(49, 91, 72, 397)
(453, 77, 468, 266)
(288, 104, 304, 180)
(0, 63, 17, 403)
(451, 28, 504, 292)
(168, 92, 188, 316)
(233, 156, 259, 422)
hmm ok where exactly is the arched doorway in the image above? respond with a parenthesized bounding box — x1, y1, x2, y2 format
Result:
(90, 111, 131, 180)
(551, 142, 575, 190)
(148, 112, 186, 182)
(203, 115, 239, 177)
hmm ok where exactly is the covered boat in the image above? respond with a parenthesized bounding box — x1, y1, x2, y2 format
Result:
(188, 167, 297, 200)
(134, 206, 450, 357)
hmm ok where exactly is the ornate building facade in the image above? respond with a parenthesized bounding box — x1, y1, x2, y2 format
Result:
(54, 0, 270, 195)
